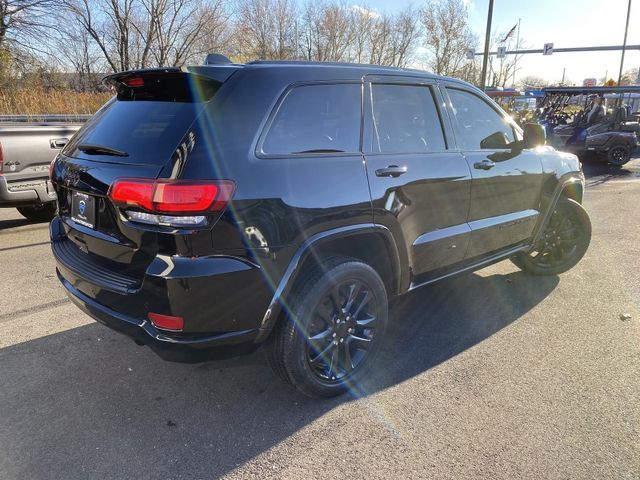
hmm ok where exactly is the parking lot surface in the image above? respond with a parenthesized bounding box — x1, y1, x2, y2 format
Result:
(1, 159, 639, 479)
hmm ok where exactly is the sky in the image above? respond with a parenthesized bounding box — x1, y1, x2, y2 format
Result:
(360, 0, 640, 85)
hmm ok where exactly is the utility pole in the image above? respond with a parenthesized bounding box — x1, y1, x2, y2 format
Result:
(480, 0, 494, 90)
(510, 18, 522, 89)
(617, 0, 632, 85)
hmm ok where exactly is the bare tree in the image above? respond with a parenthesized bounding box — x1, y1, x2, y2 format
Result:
(55, 26, 105, 91)
(487, 31, 524, 88)
(0, 0, 57, 52)
(63, 0, 143, 72)
(620, 67, 639, 86)
(301, 1, 354, 62)
(236, 0, 297, 61)
(518, 75, 549, 90)
(421, 0, 476, 77)
(150, 0, 229, 66)
(350, 5, 375, 63)
(368, 7, 419, 67)
(63, 0, 218, 72)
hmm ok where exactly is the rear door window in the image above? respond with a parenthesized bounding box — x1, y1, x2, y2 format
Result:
(446, 88, 515, 150)
(261, 83, 362, 155)
(370, 84, 446, 153)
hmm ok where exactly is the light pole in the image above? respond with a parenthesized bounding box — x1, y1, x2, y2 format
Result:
(480, 0, 494, 90)
(617, 0, 632, 86)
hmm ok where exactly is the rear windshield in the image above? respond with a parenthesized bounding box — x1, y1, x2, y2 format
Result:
(63, 73, 221, 166)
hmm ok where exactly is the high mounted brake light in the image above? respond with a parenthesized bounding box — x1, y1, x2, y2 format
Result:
(123, 77, 145, 88)
(108, 178, 235, 227)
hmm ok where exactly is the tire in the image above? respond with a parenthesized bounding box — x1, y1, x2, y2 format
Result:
(607, 144, 631, 166)
(17, 202, 57, 222)
(511, 198, 591, 276)
(266, 257, 388, 398)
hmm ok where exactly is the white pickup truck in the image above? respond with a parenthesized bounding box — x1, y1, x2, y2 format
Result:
(0, 115, 88, 221)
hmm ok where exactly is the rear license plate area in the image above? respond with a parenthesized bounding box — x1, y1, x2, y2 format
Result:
(70, 191, 96, 229)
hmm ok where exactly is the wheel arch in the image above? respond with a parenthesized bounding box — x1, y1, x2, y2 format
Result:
(531, 173, 585, 248)
(560, 178, 584, 204)
(254, 224, 401, 342)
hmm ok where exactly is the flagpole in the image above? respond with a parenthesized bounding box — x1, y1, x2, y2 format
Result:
(511, 18, 521, 89)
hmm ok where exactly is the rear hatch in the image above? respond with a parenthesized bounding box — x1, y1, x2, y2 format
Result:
(53, 68, 227, 280)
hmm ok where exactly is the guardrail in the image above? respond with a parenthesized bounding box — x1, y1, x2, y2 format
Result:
(0, 114, 92, 123)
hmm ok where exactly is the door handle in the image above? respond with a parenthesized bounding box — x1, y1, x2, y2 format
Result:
(473, 159, 496, 170)
(50, 138, 69, 149)
(375, 165, 407, 178)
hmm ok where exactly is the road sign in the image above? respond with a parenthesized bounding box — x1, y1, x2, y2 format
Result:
(466, 48, 475, 60)
(543, 43, 554, 55)
(497, 46, 507, 59)
(605, 79, 617, 87)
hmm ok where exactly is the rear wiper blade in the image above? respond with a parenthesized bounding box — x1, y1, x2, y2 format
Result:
(77, 143, 129, 157)
(294, 148, 346, 154)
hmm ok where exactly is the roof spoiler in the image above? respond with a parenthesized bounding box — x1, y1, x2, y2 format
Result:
(204, 54, 232, 65)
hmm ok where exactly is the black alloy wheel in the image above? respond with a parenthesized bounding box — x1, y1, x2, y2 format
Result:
(306, 280, 377, 382)
(266, 257, 388, 398)
(511, 198, 591, 276)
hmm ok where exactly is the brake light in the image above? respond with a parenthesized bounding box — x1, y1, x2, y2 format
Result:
(108, 178, 235, 226)
(123, 77, 144, 88)
(148, 312, 184, 331)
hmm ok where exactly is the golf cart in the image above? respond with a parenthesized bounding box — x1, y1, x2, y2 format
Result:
(486, 88, 543, 125)
(537, 86, 640, 166)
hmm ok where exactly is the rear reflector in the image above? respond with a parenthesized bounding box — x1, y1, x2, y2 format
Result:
(148, 312, 184, 331)
(108, 178, 235, 216)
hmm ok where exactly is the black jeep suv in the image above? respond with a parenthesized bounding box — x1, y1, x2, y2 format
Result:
(50, 60, 591, 397)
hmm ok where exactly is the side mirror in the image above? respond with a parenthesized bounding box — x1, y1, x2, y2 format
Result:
(480, 131, 510, 149)
(523, 123, 546, 148)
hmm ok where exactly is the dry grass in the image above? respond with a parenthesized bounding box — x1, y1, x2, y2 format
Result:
(0, 88, 111, 116)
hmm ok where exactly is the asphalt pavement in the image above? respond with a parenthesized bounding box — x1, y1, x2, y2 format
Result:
(0, 157, 639, 479)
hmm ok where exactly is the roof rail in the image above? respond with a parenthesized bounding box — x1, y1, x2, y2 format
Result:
(204, 54, 232, 65)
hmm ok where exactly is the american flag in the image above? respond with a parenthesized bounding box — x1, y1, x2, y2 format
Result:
(502, 24, 518, 43)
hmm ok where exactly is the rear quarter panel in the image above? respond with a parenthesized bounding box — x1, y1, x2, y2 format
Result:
(176, 66, 374, 300)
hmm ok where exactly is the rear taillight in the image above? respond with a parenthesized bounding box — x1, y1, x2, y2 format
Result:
(108, 178, 235, 227)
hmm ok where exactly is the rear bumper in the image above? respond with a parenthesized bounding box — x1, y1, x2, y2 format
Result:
(59, 272, 260, 362)
(0, 175, 56, 207)
(50, 216, 272, 362)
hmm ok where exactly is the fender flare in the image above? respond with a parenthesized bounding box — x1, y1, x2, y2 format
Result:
(254, 223, 401, 342)
(530, 172, 585, 248)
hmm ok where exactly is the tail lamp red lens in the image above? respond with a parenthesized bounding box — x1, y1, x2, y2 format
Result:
(123, 77, 145, 88)
(148, 312, 184, 331)
(108, 178, 235, 215)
